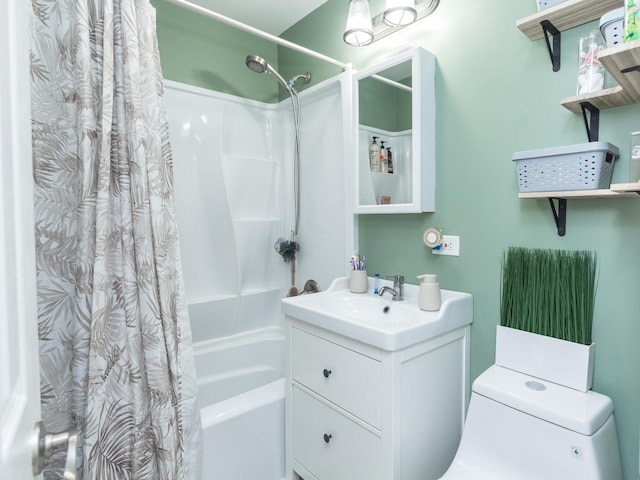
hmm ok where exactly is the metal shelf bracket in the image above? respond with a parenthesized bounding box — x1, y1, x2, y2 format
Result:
(548, 197, 567, 236)
(541, 20, 561, 72)
(580, 101, 600, 142)
(621, 65, 640, 74)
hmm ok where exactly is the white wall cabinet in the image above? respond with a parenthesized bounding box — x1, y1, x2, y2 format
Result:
(354, 47, 436, 214)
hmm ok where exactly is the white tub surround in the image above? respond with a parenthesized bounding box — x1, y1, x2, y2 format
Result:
(165, 76, 354, 341)
(200, 379, 285, 480)
(194, 327, 285, 480)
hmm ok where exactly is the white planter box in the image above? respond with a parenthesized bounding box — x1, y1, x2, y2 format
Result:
(495, 326, 595, 392)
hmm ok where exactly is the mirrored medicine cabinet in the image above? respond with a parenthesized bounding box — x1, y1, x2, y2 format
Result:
(354, 47, 435, 214)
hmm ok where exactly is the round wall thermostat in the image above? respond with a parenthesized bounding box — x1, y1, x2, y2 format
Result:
(423, 227, 443, 248)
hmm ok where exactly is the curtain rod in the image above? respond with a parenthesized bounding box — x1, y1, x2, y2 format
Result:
(164, 0, 351, 71)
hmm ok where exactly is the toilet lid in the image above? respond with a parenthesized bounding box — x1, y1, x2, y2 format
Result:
(472, 365, 613, 435)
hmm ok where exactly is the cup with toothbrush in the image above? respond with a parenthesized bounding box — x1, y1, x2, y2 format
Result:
(349, 253, 368, 293)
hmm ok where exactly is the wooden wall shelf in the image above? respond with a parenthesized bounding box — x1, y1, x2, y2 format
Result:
(561, 40, 640, 113)
(519, 184, 640, 236)
(516, 1, 639, 236)
(517, 0, 622, 41)
(519, 183, 640, 199)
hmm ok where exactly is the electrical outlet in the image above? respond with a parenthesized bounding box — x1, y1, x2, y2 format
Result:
(432, 235, 460, 256)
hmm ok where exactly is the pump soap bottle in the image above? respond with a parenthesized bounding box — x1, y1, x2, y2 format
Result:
(417, 274, 441, 311)
(369, 137, 381, 172)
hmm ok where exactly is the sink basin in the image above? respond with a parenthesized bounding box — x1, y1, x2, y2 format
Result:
(281, 276, 473, 351)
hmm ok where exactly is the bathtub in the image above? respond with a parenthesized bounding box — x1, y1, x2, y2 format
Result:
(194, 326, 285, 480)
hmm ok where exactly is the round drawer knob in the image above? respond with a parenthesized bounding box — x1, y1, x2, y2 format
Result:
(323, 433, 332, 444)
(323, 368, 332, 378)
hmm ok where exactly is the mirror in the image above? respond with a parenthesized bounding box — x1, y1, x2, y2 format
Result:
(354, 47, 435, 213)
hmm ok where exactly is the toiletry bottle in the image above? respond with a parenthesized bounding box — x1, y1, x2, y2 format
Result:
(380, 141, 388, 173)
(624, 0, 640, 42)
(417, 274, 441, 311)
(369, 137, 381, 172)
(387, 147, 393, 174)
(374, 273, 380, 295)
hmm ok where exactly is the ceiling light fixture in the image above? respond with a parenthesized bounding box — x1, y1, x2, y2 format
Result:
(343, 0, 374, 47)
(383, 0, 417, 26)
(343, 0, 440, 47)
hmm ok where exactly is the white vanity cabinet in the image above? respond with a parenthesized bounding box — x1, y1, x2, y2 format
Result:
(284, 310, 471, 480)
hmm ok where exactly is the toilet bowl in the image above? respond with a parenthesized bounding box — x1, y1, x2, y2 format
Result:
(440, 365, 622, 480)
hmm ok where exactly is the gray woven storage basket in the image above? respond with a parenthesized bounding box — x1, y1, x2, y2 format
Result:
(513, 142, 619, 193)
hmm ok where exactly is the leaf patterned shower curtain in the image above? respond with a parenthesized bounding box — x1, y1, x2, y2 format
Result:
(31, 0, 201, 478)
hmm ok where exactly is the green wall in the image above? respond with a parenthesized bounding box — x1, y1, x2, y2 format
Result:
(152, 0, 279, 102)
(152, 0, 640, 477)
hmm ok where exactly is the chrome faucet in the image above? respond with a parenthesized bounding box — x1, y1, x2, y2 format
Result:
(378, 275, 404, 301)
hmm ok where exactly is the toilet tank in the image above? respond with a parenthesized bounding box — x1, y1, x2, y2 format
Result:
(453, 366, 622, 480)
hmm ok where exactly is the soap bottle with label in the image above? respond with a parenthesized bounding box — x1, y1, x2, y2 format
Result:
(380, 141, 388, 173)
(369, 136, 381, 172)
(417, 274, 441, 311)
(387, 146, 393, 174)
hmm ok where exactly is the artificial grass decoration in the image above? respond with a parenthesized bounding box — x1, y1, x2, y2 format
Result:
(500, 247, 597, 345)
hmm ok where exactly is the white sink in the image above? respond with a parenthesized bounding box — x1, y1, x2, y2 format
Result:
(281, 276, 473, 351)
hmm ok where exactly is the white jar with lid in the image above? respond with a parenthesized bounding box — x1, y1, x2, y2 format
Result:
(417, 274, 441, 311)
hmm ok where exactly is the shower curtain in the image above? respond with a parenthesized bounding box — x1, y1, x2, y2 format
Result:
(30, 0, 201, 478)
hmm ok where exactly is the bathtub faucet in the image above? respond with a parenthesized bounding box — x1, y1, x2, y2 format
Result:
(378, 275, 404, 301)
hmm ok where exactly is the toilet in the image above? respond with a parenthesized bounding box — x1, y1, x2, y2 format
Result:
(440, 365, 622, 480)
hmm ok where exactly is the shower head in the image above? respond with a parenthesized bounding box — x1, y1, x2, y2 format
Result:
(246, 54, 268, 74)
(246, 54, 291, 92)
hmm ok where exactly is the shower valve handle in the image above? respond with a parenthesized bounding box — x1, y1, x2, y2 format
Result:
(323, 368, 332, 378)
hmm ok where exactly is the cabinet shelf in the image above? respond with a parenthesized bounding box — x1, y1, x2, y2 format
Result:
(517, 0, 621, 41)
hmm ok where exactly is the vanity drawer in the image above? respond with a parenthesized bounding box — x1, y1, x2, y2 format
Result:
(291, 328, 381, 428)
(292, 387, 384, 480)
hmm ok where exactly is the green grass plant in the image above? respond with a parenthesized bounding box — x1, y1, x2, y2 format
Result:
(500, 247, 597, 345)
